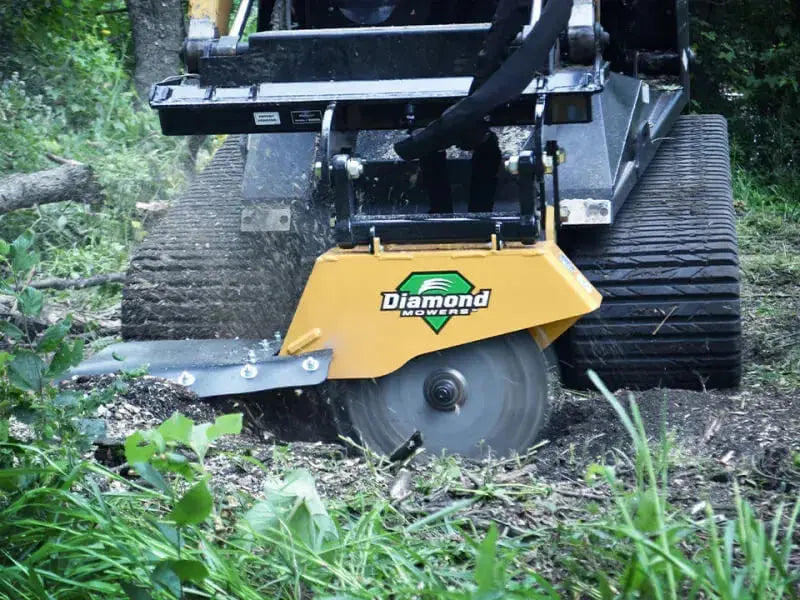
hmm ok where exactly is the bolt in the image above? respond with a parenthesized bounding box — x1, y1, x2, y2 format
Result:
(302, 356, 320, 372)
(313, 161, 323, 179)
(176, 371, 195, 387)
(345, 157, 364, 180)
(240, 363, 258, 379)
(504, 155, 520, 175)
(542, 155, 554, 175)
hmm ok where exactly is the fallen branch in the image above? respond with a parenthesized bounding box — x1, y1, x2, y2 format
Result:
(28, 273, 126, 290)
(0, 296, 120, 337)
(0, 164, 102, 213)
(45, 153, 82, 167)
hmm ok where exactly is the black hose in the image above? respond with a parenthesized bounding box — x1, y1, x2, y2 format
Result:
(394, 0, 573, 161)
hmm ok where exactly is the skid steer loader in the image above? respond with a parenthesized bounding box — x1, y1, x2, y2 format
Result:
(74, 0, 742, 458)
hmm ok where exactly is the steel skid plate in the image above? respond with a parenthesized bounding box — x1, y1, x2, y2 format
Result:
(68, 339, 332, 398)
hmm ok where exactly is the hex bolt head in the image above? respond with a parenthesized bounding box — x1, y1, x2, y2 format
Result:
(345, 157, 364, 180)
(176, 371, 196, 387)
(240, 363, 258, 379)
(504, 155, 520, 175)
(302, 356, 320, 372)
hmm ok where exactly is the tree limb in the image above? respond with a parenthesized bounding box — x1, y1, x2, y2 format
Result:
(0, 296, 120, 337)
(28, 273, 126, 290)
(0, 165, 102, 213)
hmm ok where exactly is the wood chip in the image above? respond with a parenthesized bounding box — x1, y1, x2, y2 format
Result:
(389, 468, 413, 502)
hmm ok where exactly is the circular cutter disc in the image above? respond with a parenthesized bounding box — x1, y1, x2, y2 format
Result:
(339, 332, 551, 459)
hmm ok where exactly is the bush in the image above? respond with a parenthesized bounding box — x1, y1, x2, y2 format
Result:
(692, 0, 800, 178)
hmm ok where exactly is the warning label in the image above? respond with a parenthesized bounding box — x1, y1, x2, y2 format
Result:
(291, 110, 323, 125)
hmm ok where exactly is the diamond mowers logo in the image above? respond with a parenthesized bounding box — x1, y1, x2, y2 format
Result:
(380, 271, 491, 333)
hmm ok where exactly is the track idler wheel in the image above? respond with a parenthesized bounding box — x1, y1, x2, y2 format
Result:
(335, 332, 551, 459)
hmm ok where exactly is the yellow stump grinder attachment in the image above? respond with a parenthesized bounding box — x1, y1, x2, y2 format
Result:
(74, 0, 742, 458)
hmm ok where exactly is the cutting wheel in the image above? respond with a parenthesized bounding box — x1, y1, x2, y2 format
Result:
(336, 332, 551, 459)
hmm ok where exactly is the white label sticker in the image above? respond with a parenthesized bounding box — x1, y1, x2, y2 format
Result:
(254, 111, 281, 126)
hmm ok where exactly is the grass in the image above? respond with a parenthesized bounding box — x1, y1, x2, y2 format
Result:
(732, 166, 800, 390)
(1, 7, 799, 597)
(1, 378, 798, 599)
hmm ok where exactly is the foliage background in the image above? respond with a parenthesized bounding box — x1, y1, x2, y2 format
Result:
(691, 0, 800, 182)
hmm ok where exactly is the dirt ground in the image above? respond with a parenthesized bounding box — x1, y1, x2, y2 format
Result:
(63, 266, 800, 535)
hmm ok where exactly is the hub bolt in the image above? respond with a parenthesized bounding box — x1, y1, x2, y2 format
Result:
(424, 368, 468, 412)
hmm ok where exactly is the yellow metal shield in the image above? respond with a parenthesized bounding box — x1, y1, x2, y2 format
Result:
(280, 240, 601, 379)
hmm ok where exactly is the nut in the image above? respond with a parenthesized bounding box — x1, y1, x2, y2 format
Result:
(504, 155, 520, 175)
(345, 157, 364, 180)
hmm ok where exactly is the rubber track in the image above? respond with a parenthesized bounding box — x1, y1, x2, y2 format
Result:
(558, 115, 742, 390)
(122, 138, 330, 340)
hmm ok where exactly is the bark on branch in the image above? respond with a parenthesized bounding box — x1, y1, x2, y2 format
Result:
(28, 273, 126, 290)
(0, 165, 102, 213)
(0, 296, 120, 337)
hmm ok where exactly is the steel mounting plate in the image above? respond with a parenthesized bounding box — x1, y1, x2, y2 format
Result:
(67, 339, 332, 398)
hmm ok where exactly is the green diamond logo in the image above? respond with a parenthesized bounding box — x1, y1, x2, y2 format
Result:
(380, 271, 492, 333)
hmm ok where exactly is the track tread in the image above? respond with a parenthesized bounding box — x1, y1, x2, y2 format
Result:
(122, 138, 330, 340)
(560, 115, 742, 390)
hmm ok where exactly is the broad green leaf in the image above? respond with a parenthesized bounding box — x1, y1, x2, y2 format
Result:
(0, 239, 10, 256)
(121, 582, 153, 600)
(158, 412, 193, 445)
(190, 414, 242, 462)
(0, 351, 12, 369)
(125, 430, 165, 465)
(207, 413, 243, 440)
(53, 391, 79, 408)
(17, 287, 44, 317)
(77, 418, 107, 443)
(150, 562, 181, 599)
(189, 422, 213, 462)
(169, 480, 212, 525)
(154, 522, 183, 550)
(132, 462, 170, 493)
(165, 559, 209, 584)
(0, 321, 24, 341)
(245, 469, 337, 552)
(36, 316, 72, 352)
(8, 350, 45, 392)
(10, 231, 36, 275)
(11, 231, 33, 252)
(47, 338, 84, 377)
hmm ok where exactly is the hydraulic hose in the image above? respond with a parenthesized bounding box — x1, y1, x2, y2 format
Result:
(394, 0, 573, 160)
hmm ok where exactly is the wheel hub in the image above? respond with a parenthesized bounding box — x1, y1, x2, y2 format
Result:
(423, 368, 467, 411)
